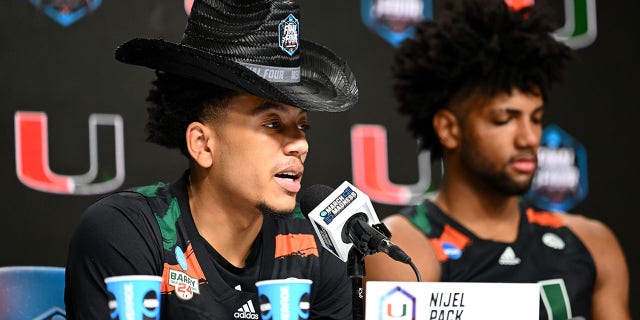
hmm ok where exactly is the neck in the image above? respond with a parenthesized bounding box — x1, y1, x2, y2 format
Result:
(435, 169, 522, 242)
(188, 172, 263, 268)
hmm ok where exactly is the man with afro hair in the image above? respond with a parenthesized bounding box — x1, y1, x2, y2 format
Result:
(364, 0, 630, 319)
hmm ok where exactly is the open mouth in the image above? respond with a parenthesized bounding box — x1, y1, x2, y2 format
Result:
(274, 170, 303, 193)
(275, 172, 301, 181)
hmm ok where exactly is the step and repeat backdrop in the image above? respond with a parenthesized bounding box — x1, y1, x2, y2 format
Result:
(1, 0, 638, 316)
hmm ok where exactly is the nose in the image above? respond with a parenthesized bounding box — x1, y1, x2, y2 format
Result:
(515, 119, 541, 149)
(284, 127, 309, 160)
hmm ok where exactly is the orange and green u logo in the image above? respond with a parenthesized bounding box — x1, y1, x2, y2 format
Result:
(386, 303, 408, 317)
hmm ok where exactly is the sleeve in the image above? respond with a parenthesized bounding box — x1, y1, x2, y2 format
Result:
(64, 193, 165, 320)
(310, 247, 353, 320)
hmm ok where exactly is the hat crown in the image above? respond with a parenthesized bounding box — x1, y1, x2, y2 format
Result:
(115, 0, 357, 112)
(182, 0, 300, 68)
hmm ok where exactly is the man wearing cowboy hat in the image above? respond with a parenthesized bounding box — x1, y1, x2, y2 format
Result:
(64, 0, 357, 319)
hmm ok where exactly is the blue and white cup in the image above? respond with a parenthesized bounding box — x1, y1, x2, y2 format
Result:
(104, 275, 162, 320)
(255, 278, 312, 320)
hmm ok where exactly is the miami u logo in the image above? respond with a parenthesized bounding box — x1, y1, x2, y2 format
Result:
(379, 286, 416, 320)
(386, 303, 408, 317)
(14, 111, 125, 195)
(552, 0, 597, 49)
(351, 125, 432, 205)
(504, 0, 597, 49)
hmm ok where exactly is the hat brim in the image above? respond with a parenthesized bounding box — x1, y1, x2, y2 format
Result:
(115, 38, 358, 112)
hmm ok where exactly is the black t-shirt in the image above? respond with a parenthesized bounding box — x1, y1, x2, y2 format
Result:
(65, 172, 352, 319)
(400, 200, 596, 320)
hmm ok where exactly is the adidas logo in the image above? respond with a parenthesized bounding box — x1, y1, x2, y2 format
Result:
(498, 246, 521, 265)
(234, 300, 259, 319)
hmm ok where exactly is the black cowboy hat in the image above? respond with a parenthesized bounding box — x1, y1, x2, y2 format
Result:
(115, 0, 358, 112)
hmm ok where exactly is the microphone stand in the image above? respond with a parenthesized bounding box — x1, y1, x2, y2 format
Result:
(347, 247, 365, 320)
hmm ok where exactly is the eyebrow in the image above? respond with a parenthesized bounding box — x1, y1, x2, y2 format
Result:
(492, 105, 544, 115)
(252, 101, 307, 116)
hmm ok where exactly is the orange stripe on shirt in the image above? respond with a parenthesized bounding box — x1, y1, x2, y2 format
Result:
(428, 225, 472, 262)
(526, 208, 565, 228)
(275, 233, 319, 258)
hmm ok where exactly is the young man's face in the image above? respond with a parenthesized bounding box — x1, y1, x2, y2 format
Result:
(209, 93, 309, 215)
(459, 88, 544, 195)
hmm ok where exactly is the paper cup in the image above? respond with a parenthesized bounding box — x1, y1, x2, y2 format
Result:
(104, 275, 162, 320)
(255, 278, 312, 320)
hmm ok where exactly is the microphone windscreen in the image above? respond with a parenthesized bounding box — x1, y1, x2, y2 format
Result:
(299, 184, 335, 218)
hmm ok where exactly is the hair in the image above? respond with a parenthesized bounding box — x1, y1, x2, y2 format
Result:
(392, 0, 573, 159)
(145, 71, 238, 157)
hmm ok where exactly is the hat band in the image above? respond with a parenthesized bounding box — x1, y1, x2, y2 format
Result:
(239, 62, 300, 83)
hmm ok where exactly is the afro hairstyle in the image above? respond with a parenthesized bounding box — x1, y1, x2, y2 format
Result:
(145, 71, 238, 157)
(392, 0, 573, 159)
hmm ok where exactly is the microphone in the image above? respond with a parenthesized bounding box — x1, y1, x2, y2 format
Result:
(299, 181, 411, 264)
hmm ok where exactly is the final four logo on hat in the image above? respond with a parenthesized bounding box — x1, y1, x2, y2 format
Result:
(279, 14, 300, 56)
(115, 0, 358, 112)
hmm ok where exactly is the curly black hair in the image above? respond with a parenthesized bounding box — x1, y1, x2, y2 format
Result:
(392, 0, 573, 159)
(145, 71, 238, 157)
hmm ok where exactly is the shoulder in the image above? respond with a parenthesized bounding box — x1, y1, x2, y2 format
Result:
(558, 212, 621, 258)
(72, 190, 164, 251)
(559, 212, 617, 245)
(559, 212, 631, 319)
(67, 190, 166, 281)
(81, 191, 154, 226)
(384, 214, 423, 236)
(383, 213, 433, 255)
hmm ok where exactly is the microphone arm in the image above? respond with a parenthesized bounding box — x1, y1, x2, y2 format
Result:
(344, 214, 412, 264)
(345, 217, 422, 320)
(345, 215, 422, 282)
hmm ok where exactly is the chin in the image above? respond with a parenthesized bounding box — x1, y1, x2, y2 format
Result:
(257, 202, 295, 219)
(507, 181, 534, 196)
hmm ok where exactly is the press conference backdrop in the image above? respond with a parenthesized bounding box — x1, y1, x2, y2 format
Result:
(1, 0, 637, 317)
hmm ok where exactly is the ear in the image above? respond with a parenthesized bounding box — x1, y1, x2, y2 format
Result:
(433, 109, 461, 150)
(186, 122, 214, 169)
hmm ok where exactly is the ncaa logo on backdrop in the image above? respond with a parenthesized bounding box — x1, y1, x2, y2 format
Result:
(360, 0, 432, 46)
(29, 0, 102, 27)
(379, 286, 416, 319)
(33, 307, 66, 320)
(525, 124, 588, 212)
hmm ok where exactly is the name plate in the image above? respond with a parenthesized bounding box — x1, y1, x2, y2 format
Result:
(365, 281, 539, 320)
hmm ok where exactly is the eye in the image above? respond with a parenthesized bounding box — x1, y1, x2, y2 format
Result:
(298, 123, 311, 131)
(490, 109, 512, 125)
(532, 110, 544, 124)
(532, 117, 543, 125)
(263, 121, 281, 129)
(492, 116, 511, 125)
